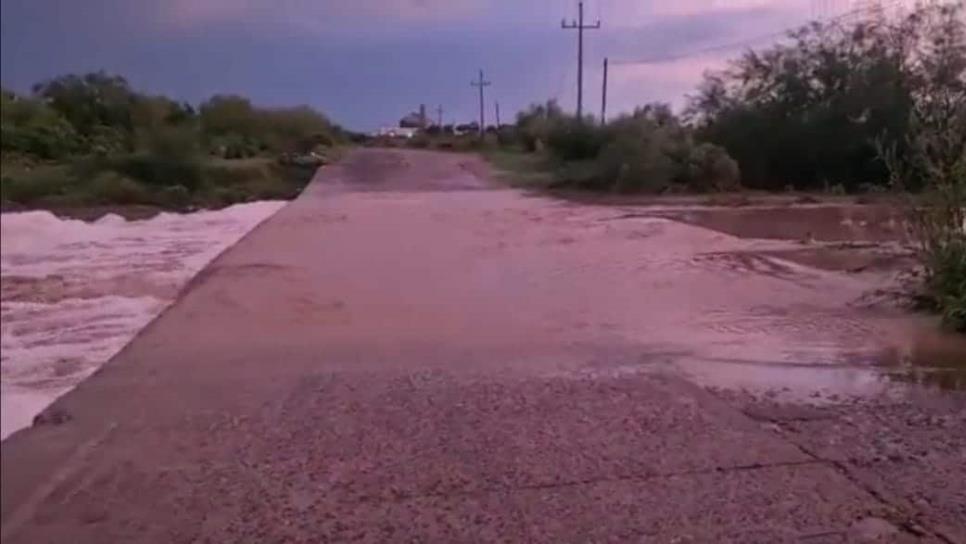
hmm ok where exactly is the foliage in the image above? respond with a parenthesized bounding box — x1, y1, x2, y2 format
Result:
(925, 235, 966, 331)
(876, 3, 966, 331)
(84, 171, 153, 205)
(1, 165, 75, 203)
(683, 143, 742, 192)
(200, 95, 340, 157)
(1, 71, 343, 211)
(507, 102, 740, 193)
(688, 1, 965, 192)
(1, 91, 82, 159)
(482, 149, 559, 187)
(32, 71, 137, 144)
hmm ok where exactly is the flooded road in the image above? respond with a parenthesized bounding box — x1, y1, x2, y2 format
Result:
(0, 202, 284, 439)
(1, 157, 962, 442)
(3, 149, 963, 543)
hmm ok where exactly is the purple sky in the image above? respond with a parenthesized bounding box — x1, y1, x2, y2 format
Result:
(1, 0, 888, 130)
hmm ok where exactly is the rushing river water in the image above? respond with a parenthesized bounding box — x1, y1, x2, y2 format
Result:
(0, 202, 285, 439)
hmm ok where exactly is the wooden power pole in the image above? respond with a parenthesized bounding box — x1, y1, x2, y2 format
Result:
(471, 69, 491, 137)
(495, 101, 501, 127)
(436, 105, 443, 127)
(561, 1, 600, 120)
(600, 57, 608, 124)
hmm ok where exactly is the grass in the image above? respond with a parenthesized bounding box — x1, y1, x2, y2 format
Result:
(481, 149, 559, 188)
(1, 154, 323, 211)
(925, 237, 966, 331)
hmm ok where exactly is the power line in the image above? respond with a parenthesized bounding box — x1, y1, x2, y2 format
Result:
(470, 69, 491, 136)
(561, 1, 601, 118)
(612, 0, 902, 66)
(600, 57, 608, 124)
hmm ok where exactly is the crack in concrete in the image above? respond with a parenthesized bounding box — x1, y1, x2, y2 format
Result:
(722, 400, 960, 544)
(786, 439, 957, 544)
(345, 458, 828, 505)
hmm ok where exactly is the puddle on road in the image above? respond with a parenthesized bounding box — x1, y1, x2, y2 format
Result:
(875, 326, 966, 391)
(591, 202, 964, 401)
(653, 324, 966, 403)
(655, 204, 910, 242)
(582, 315, 966, 404)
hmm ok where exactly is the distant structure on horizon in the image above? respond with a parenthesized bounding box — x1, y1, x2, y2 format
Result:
(375, 104, 490, 138)
(398, 104, 429, 129)
(374, 126, 418, 138)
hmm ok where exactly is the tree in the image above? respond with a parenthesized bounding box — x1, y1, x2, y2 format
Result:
(32, 71, 137, 144)
(200, 95, 259, 140)
(1, 89, 82, 159)
(686, 3, 964, 191)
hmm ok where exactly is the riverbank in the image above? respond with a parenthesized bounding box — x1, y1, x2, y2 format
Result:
(1, 155, 322, 216)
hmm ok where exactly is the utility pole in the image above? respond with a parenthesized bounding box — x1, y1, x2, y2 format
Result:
(436, 105, 443, 127)
(561, 1, 600, 120)
(600, 57, 608, 124)
(470, 69, 491, 137)
(495, 101, 501, 127)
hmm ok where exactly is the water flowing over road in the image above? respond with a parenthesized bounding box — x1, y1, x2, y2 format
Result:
(1, 202, 284, 438)
(2, 149, 963, 543)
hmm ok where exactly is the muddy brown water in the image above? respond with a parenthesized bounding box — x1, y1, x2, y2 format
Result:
(874, 326, 966, 391)
(657, 204, 910, 242)
(3, 149, 964, 542)
(567, 190, 964, 397)
(313, 151, 966, 397)
(651, 205, 965, 395)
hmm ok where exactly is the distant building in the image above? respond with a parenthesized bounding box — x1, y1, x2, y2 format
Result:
(398, 104, 430, 129)
(454, 122, 479, 135)
(375, 127, 418, 139)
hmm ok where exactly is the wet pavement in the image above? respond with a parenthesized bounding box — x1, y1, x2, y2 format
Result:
(1, 149, 963, 542)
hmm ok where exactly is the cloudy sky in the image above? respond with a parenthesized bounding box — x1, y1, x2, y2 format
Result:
(1, 0, 888, 130)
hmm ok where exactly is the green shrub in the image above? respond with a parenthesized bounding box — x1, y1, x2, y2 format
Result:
(112, 153, 203, 190)
(1, 119, 82, 159)
(86, 125, 129, 155)
(1, 91, 83, 159)
(926, 237, 966, 331)
(200, 96, 341, 154)
(683, 143, 740, 192)
(496, 126, 518, 147)
(208, 134, 259, 159)
(107, 126, 203, 190)
(157, 184, 192, 207)
(516, 100, 566, 152)
(0, 166, 75, 204)
(545, 117, 605, 161)
(83, 172, 152, 205)
(554, 159, 605, 190)
(203, 159, 270, 186)
(502, 102, 743, 194)
(595, 133, 675, 193)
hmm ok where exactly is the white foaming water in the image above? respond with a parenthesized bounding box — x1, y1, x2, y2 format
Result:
(0, 201, 285, 439)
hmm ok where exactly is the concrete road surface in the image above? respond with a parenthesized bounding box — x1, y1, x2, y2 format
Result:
(2, 149, 960, 543)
